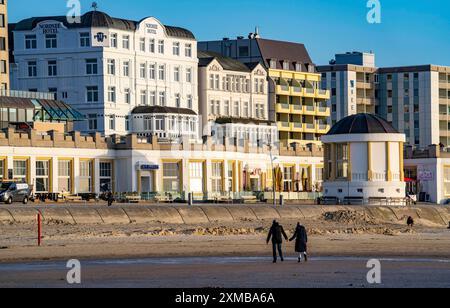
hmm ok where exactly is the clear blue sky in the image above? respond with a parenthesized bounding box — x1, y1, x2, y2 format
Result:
(8, 0, 450, 67)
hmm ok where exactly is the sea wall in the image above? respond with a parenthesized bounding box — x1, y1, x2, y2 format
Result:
(0, 205, 449, 227)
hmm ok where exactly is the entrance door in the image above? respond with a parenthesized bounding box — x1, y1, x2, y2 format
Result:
(141, 171, 154, 193)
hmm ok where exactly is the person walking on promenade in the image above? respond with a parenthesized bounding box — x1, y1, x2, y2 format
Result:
(290, 223, 308, 263)
(107, 191, 114, 207)
(267, 220, 288, 263)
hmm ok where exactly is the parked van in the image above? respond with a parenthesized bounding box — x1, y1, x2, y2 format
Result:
(0, 182, 33, 204)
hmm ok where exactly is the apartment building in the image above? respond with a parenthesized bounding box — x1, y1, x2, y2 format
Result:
(199, 35, 330, 147)
(318, 52, 450, 148)
(0, 0, 8, 90)
(198, 51, 277, 148)
(9, 10, 199, 136)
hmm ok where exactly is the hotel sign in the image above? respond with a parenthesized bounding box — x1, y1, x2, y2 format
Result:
(39, 23, 62, 34)
(136, 162, 159, 171)
(146, 23, 159, 35)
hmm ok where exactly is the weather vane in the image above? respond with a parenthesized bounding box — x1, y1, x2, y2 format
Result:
(91, 2, 98, 11)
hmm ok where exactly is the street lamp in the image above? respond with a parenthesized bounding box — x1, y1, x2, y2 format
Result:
(267, 141, 278, 207)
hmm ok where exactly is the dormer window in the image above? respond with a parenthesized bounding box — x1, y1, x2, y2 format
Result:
(295, 63, 302, 72)
(283, 61, 290, 71)
(269, 59, 277, 69)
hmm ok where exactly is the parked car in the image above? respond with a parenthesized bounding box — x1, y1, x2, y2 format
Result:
(0, 182, 33, 204)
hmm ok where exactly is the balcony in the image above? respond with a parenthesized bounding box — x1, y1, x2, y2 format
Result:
(356, 97, 376, 105)
(316, 124, 330, 134)
(316, 106, 330, 117)
(278, 121, 291, 132)
(316, 89, 330, 99)
(276, 103, 290, 113)
(290, 86, 303, 96)
(290, 122, 304, 132)
(303, 105, 316, 115)
(290, 104, 303, 114)
(303, 123, 316, 133)
(303, 88, 316, 97)
(356, 81, 373, 89)
(276, 85, 290, 95)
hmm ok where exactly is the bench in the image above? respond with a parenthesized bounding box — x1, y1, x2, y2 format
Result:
(241, 195, 258, 204)
(321, 196, 339, 205)
(343, 197, 365, 205)
(214, 196, 233, 204)
(369, 197, 389, 206)
(155, 195, 173, 203)
(64, 195, 83, 202)
(125, 195, 142, 203)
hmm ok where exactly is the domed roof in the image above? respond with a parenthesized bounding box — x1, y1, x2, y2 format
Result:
(327, 113, 399, 135)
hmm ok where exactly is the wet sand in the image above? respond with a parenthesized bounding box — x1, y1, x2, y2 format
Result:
(0, 256, 449, 288)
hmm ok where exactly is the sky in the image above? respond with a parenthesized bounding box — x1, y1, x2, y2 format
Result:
(8, 0, 450, 67)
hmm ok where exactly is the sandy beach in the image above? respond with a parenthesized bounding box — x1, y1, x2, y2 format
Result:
(0, 205, 449, 287)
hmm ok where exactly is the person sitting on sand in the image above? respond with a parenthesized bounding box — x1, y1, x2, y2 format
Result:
(290, 223, 308, 263)
(267, 220, 288, 263)
(407, 216, 414, 228)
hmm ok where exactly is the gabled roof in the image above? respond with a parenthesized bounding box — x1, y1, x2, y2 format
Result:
(256, 38, 313, 72)
(13, 11, 195, 40)
(198, 51, 251, 73)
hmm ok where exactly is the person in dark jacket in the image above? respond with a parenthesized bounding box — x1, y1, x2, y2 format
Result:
(107, 191, 114, 207)
(407, 216, 414, 228)
(267, 220, 288, 263)
(290, 223, 308, 263)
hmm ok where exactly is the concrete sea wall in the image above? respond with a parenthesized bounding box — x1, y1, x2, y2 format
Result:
(0, 205, 449, 227)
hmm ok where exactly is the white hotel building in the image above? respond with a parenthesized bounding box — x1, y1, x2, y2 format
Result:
(9, 11, 199, 137)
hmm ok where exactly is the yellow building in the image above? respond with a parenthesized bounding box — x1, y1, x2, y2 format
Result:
(269, 69, 330, 146)
(0, 0, 7, 90)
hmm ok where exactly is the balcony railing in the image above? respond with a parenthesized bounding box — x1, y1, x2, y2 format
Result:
(292, 86, 302, 93)
(304, 123, 315, 130)
(0, 90, 56, 100)
(304, 105, 315, 112)
(304, 88, 315, 95)
(291, 104, 303, 112)
(291, 122, 303, 130)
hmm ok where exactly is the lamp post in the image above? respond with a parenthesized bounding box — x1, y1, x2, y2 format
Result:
(267, 141, 278, 207)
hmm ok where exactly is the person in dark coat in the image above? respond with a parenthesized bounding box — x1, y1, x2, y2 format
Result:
(290, 223, 308, 263)
(107, 191, 114, 207)
(266, 220, 288, 263)
(407, 216, 414, 228)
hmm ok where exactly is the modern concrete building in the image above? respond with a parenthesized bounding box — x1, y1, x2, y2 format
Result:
(322, 113, 406, 204)
(9, 10, 199, 136)
(198, 51, 277, 148)
(318, 52, 450, 149)
(199, 35, 330, 147)
(0, 0, 9, 90)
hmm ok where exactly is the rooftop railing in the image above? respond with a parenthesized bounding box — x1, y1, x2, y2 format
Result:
(0, 90, 56, 100)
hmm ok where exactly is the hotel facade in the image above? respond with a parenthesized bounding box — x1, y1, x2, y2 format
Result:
(10, 11, 199, 137)
(198, 51, 278, 148)
(318, 52, 450, 148)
